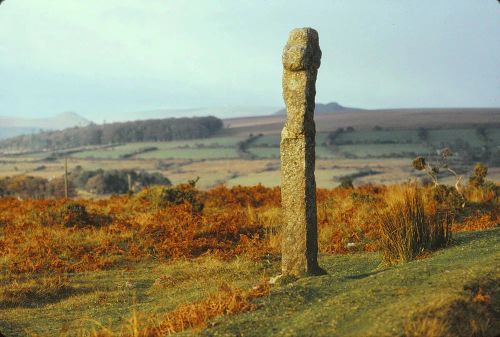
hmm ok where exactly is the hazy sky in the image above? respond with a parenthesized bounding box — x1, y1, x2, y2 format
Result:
(1, 0, 499, 121)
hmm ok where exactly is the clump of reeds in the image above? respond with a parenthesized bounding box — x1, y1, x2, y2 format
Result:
(379, 185, 452, 265)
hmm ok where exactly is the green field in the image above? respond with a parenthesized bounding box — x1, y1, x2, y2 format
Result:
(252, 134, 281, 147)
(326, 128, 500, 150)
(315, 146, 339, 159)
(489, 128, 500, 143)
(335, 129, 420, 144)
(427, 128, 496, 147)
(60, 127, 500, 161)
(226, 170, 280, 186)
(137, 147, 239, 160)
(225, 168, 361, 188)
(336, 144, 431, 158)
(70, 136, 246, 160)
(248, 147, 279, 159)
(204, 228, 499, 337)
(71, 147, 137, 159)
(251, 132, 331, 147)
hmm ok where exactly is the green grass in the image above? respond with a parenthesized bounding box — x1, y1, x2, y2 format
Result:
(247, 127, 500, 160)
(70, 147, 135, 159)
(151, 136, 245, 149)
(18, 127, 500, 161)
(247, 146, 341, 160)
(315, 146, 339, 159)
(1, 229, 497, 336)
(427, 128, 489, 147)
(329, 128, 499, 148)
(248, 140, 339, 160)
(315, 168, 359, 187)
(337, 144, 431, 157)
(248, 147, 280, 159)
(488, 128, 500, 144)
(70, 137, 246, 160)
(226, 171, 280, 187)
(251, 133, 331, 147)
(196, 228, 500, 337)
(0, 257, 276, 336)
(335, 130, 420, 144)
(136, 147, 239, 160)
(252, 135, 280, 147)
(224, 168, 358, 187)
(315, 132, 330, 146)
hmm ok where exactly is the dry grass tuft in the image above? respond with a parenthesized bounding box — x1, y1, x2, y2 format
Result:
(378, 185, 452, 265)
(404, 295, 497, 337)
(404, 274, 499, 337)
(148, 281, 270, 336)
(50, 281, 271, 337)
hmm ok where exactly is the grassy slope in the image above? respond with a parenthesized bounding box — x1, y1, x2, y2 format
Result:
(1, 228, 498, 336)
(0, 258, 278, 336)
(194, 228, 499, 337)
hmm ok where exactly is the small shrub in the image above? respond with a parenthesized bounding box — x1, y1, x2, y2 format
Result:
(47, 176, 77, 198)
(350, 192, 375, 203)
(465, 163, 499, 203)
(59, 202, 90, 227)
(412, 156, 427, 171)
(431, 184, 464, 211)
(469, 163, 488, 187)
(338, 177, 354, 189)
(134, 178, 204, 214)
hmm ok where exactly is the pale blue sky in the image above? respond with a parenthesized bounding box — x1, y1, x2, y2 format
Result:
(1, 0, 499, 122)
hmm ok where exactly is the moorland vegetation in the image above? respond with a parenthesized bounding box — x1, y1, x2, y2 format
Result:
(0, 161, 497, 336)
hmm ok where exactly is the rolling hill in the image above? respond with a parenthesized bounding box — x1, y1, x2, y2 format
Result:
(274, 101, 361, 115)
(225, 108, 500, 135)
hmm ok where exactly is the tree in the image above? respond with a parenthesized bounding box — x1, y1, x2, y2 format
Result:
(412, 148, 463, 195)
(0, 116, 224, 152)
(47, 176, 76, 198)
(468, 163, 488, 187)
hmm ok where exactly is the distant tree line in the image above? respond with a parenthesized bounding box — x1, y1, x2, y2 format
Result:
(70, 167, 171, 195)
(0, 169, 171, 198)
(0, 175, 75, 199)
(0, 116, 223, 152)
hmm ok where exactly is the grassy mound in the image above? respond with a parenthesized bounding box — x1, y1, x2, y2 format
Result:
(197, 229, 498, 337)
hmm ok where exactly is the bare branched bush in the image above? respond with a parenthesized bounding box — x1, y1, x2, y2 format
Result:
(412, 149, 464, 202)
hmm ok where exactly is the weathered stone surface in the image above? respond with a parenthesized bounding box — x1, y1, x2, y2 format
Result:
(281, 28, 325, 277)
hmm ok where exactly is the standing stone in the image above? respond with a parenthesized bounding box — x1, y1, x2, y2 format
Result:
(280, 28, 325, 277)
